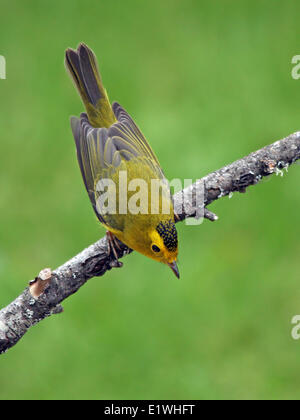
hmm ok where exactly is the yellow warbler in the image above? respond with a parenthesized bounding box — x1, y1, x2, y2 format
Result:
(65, 43, 179, 278)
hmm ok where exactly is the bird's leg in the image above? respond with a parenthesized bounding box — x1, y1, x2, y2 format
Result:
(174, 211, 181, 222)
(106, 231, 123, 268)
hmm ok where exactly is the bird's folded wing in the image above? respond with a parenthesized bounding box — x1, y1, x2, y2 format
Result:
(70, 103, 167, 226)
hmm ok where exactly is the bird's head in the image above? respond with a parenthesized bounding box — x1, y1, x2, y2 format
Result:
(148, 219, 179, 278)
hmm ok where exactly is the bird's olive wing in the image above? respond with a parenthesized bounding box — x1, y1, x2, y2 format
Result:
(71, 107, 167, 228)
(111, 102, 164, 172)
(71, 114, 109, 226)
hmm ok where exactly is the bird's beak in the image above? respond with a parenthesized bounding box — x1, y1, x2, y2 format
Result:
(168, 261, 180, 279)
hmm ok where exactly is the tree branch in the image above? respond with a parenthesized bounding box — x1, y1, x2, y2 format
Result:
(1, 131, 299, 354)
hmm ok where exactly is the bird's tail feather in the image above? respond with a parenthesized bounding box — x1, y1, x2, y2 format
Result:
(65, 43, 116, 128)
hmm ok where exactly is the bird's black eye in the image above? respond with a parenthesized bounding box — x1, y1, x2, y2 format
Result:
(152, 244, 161, 253)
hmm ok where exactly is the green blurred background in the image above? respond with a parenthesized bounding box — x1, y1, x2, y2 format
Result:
(0, 0, 299, 400)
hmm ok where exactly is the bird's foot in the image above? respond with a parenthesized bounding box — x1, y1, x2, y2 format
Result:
(174, 211, 181, 222)
(106, 231, 123, 268)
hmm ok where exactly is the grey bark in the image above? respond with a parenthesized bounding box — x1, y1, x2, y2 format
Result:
(0, 131, 299, 354)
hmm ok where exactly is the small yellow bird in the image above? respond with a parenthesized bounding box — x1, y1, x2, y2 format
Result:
(65, 43, 179, 278)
